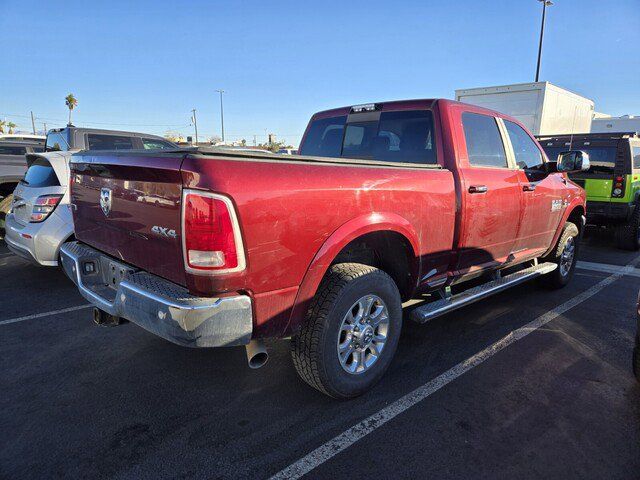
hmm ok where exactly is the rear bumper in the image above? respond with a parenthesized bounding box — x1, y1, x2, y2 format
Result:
(586, 200, 634, 225)
(59, 241, 253, 348)
(4, 207, 73, 266)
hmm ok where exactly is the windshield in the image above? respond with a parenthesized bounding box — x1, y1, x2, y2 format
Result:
(542, 145, 617, 175)
(45, 131, 70, 152)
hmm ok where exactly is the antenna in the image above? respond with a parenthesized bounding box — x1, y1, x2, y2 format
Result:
(568, 105, 578, 150)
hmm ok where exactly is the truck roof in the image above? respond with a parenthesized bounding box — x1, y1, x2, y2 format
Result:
(48, 126, 168, 140)
(536, 132, 639, 143)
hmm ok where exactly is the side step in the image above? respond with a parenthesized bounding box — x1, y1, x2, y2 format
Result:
(410, 262, 557, 324)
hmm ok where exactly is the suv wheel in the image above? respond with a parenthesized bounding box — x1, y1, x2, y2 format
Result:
(540, 222, 580, 289)
(615, 204, 640, 251)
(290, 263, 402, 399)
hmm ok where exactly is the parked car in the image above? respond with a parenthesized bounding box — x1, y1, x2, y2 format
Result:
(0, 134, 45, 143)
(277, 148, 298, 155)
(0, 141, 45, 230)
(59, 99, 587, 398)
(4, 127, 177, 266)
(538, 132, 640, 249)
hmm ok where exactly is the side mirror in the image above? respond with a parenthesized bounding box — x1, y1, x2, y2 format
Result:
(555, 150, 590, 173)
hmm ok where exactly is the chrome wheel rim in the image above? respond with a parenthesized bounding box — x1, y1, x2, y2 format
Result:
(560, 236, 576, 276)
(337, 295, 390, 375)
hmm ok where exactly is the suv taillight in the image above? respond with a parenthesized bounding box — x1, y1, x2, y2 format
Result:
(612, 175, 625, 198)
(182, 190, 245, 274)
(30, 194, 63, 222)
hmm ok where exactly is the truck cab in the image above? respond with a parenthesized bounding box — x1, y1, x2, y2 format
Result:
(538, 132, 640, 249)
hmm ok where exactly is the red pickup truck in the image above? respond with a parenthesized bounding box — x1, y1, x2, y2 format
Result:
(60, 99, 588, 398)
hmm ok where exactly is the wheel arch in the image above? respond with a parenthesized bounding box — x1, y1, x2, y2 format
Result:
(283, 212, 420, 336)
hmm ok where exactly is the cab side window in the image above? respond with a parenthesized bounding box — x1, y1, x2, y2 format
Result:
(462, 112, 508, 168)
(504, 120, 544, 170)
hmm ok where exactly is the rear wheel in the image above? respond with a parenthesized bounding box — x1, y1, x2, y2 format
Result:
(615, 204, 640, 251)
(539, 222, 580, 289)
(290, 263, 402, 399)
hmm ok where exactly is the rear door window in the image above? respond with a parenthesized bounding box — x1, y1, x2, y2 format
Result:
(87, 134, 135, 150)
(23, 159, 60, 187)
(462, 112, 508, 168)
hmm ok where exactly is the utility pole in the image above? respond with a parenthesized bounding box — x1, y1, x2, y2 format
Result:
(191, 108, 198, 145)
(43, 123, 48, 134)
(535, 0, 553, 82)
(253, 134, 257, 146)
(215, 89, 225, 143)
(30, 111, 36, 134)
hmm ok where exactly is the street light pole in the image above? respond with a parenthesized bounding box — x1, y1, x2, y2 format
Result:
(215, 89, 225, 143)
(191, 108, 198, 145)
(535, 0, 553, 82)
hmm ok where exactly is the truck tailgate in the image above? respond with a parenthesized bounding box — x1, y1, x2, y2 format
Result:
(70, 152, 186, 286)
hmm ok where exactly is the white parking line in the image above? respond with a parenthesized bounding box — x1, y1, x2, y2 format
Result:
(577, 260, 640, 278)
(0, 304, 92, 326)
(270, 259, 639, 480)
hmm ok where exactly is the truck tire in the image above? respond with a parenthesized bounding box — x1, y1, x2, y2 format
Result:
(539, 222, 580, 289)
(290, 263, 402, 399)
(614, 204, 640, 251)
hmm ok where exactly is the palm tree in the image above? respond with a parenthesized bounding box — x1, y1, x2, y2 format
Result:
(0, 120, 5, 134)
(7, 122, 16, 134)
(65, 94, 78, 126)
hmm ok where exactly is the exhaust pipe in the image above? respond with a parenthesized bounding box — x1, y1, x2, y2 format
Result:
(92, 307, 124, 327)
(245, 339, 269, 369)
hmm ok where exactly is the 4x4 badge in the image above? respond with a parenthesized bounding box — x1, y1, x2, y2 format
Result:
(100, 188, 112, 216)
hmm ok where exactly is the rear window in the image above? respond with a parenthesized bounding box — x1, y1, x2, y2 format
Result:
(87, 134, 135, 150)
(0, 146, 27, 155)
(300, 110, 437, 164)
(23, 159, 60, 187)
(299, 115, 347, 157)
(462, 112, 508, 168)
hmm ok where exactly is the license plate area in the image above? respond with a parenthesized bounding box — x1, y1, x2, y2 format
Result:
(104, 259, 136, 289)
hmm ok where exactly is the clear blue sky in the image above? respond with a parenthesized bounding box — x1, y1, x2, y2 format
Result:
(1, 0, 639, 145)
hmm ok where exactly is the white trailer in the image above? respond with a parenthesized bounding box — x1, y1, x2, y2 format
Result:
(591, 115, 640, 134)
(455, 82, 594, 136)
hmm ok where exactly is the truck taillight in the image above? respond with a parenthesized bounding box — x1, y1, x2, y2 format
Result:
(182, 190, 245, 274)
(30, 194, 63, 222)
(612, 175, 625, 198)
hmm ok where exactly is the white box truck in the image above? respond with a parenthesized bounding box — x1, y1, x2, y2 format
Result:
(455, 82, 594, 136)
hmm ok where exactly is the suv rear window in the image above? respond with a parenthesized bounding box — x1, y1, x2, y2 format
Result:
(542, 145, 617, 174)
(300, 110, 437, 164)
(23, 158, 60, 187)
(87, 134, 135, 150)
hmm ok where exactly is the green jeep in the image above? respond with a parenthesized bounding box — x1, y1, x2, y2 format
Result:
(538, 132, 640, 250)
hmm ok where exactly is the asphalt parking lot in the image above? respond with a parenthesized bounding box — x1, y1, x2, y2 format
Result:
(1, 230, 639, 480)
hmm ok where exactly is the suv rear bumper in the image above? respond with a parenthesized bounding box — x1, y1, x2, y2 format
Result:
(59, 241, 253, 348)
(586, 200, 634, 225)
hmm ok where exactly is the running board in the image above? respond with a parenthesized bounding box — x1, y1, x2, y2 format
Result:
(410, 262, 557, 324)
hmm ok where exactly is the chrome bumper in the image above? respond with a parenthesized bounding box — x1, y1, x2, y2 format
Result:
(59, 241, 253, 348)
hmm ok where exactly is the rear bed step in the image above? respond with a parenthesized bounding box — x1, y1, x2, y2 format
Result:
(410, 262, 557, 324)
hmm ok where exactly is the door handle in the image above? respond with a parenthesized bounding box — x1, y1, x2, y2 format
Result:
(522, 183, 536, 192)
(468, 185, 488, 194)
